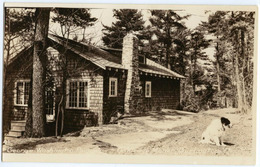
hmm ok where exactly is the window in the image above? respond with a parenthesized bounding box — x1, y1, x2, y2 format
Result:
(145, 81, 152, 97)
(14, 80, 30, 106)
(46, 88, 55, 121)
(67, 80, 89, 109)
(109, 77, 118, 97)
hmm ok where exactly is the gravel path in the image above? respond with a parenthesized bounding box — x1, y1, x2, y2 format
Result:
(3, 108, 253, 157)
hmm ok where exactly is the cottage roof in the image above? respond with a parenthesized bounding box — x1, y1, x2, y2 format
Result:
(48, 34, 124, 70)
(49, 34, 184, 78)
(9, 34, 185, 79)
(139, 59, 185, 78)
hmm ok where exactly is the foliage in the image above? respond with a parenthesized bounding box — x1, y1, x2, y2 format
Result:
(5, 8, 35, 39)
(102, 9, 145, 48)
(147, 10, 189, 68)
(52, 8, 97, 38)
(203, 11, 255, 112)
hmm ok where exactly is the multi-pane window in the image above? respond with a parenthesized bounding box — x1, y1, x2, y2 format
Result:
(15, 80, 30, 106)
(109, 78, 118, 97)
(145, 81, 152, 97)
(67, 80, 88, 108)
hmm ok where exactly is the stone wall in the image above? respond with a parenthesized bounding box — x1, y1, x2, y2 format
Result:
(122, 33, 143, 114)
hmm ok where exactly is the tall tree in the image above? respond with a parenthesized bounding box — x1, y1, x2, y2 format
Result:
(32, 8, 51, 137)
(189, 28, 211, 90)
(102, 9, 145, 49)
(148, 10, 188, 69)
(228, 11, 255, 113)
(206, 11, 227, 92)
(52, 8, 97, 41)
(204, 11, 255, 111)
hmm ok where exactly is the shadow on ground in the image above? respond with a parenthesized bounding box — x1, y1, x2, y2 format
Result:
(11, 137, 68, 151)
(223, 142, 235, 146)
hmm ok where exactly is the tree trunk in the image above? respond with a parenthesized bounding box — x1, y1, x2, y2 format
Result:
(240, 29, 248, 113)
(189, 54, 193, 88)
(216, 41, 221, 92)
(234, 31, 244, 113)
(32, 8, 50, 137)
(234, 52, 243, 112)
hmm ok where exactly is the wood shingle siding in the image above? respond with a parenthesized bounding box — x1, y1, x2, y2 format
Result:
(103, 70, 126, 123)
(4, 33, 185, 135)
(141, 76, 180, 111)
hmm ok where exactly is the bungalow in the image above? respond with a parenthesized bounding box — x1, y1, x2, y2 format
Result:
(3, 33, 185, 136)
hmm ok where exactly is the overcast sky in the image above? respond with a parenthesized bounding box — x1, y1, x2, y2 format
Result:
(49, 8, 212, 46)
(77, 8, 215, 62)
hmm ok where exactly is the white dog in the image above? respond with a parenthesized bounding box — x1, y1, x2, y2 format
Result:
(200, 117, 232, 146)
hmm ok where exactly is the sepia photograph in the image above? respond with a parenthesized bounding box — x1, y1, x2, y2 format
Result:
(1, 2, 258, 165)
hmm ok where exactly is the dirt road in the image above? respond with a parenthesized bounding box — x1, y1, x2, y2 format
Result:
(3, 108, 253, 157)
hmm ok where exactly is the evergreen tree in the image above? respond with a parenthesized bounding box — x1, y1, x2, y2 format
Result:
(32, 8, 51, 137)
(204, 11, 255, 111)
(102, 9, 145, 49)
(148, 10, 189, 69)
(228, 11, 255, 113)
(189, 28, 211, 90)
(52, 8, 97, 40)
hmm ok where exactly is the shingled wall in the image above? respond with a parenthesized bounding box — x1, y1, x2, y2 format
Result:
(54, 51, 104, 131)
(140, 76, 180, 111)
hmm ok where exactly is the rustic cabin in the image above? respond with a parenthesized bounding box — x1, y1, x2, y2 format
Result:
(3, 33, 185, 138)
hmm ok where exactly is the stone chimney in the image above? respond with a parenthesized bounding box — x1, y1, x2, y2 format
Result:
(122, 32, 143, 114)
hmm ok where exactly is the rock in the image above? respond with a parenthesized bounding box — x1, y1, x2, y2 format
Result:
(118, 121, 126, 126)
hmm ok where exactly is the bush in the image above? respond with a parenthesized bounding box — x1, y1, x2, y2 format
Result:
(181, 85, 200, 113)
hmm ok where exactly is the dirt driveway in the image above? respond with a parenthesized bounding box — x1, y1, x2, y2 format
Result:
(3, 108, 253, 157)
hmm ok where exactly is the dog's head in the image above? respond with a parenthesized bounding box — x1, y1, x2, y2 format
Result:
(221, 117, 232, 129)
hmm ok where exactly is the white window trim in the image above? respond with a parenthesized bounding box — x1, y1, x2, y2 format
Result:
(145, 81, 152, 98)
(14, 79, 30, 107)
(66, 78, 90, 110)
(109, 77, 118, 97)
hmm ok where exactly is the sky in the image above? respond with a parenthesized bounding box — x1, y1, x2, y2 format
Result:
(59, 8, 216, 62)
(49, 8, 212, 46)
(4, 7, 215, 63)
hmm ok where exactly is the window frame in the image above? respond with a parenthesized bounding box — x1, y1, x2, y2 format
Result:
(109, 77, 118, 97)
(145, 81, 152, 98)
(45, 87, 56, 121)
(14, 79, 30, 107)
(66, 78, 90, 109)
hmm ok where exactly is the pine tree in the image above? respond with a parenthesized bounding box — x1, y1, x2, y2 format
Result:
(204, 11, 255, 111)
(32, 8, 51, 137)
(189, 28, 211, 90)
(148, 10, 189, 69)
(228, 11, 255, 113)
(102, 9, 145, 49)
(52, 8, 97, 40)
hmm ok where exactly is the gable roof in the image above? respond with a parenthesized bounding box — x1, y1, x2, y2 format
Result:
(139, 59, 185, 78)
(48, 34, 124, 70)
(9, 34, 185, 79)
